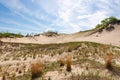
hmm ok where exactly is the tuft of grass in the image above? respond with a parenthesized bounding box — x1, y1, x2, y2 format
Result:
(2, 73, 6, 80)
(105, 53, 113, 70)
(58, 57, 65, 67)
(11, 72, 16, 80)
(31, 61, 44, 79)
(69, 71, 112, 80)
(66, 56, 72, 72)
(2, 69, 6, 80)
(0, 40, 3, 42)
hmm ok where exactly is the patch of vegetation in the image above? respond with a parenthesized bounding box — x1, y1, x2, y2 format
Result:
(69, 71, 112, 80)
(105, 53, 113, 70)
(31, 61, 45, 79)
(73, 58, 103, 68)
(43, 31, 58, 37)
(94, 16, 120, 33)
(0, 32, 23, 38)
(95, 16, 120, 29)
(0, 41, 120, 80)
(58, 57, 65, 67)
(66, 56, 72, 72)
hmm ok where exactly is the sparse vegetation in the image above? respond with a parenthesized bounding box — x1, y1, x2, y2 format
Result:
(58, 57, 65, 67)
(105, 53, 113, 70)
(66, 56, 72, 72)
(69, 71, 112, 80)
(2, 73, 6, 80)
(1, 68, 6, 80)
(95, 16, 120, 29)
(43, 31, 58, 37)
(0, 32, 23, 38)
(94, 16, 120, 33)
(0, 41, 120, 80)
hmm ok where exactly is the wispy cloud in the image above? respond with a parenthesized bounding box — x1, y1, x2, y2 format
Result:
(0, 0, 120, 34)
(0, 18, 42, 32)
(0, 0, 29, 13)
(0, 26, 37, 34)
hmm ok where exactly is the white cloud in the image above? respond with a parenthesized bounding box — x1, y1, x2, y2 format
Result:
(78, 10, 108, 29)
(0, 0, 120, 33)
(0, 26, 36, 34)
(15, 12, 47, 28)
(77, 15, 91, 20)
(0, 0, 29, 13)
(45, 27, 55, 32)
(0, 18, 42, 31)
(0, 0, 51, 26)
(52, 0, 112, 32)
(69, 23, 81, 32)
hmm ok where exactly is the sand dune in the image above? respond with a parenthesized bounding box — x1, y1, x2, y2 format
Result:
(0, 24, 120, 47)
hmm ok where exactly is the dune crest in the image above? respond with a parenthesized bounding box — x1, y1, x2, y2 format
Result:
(0, 24, 120, 47)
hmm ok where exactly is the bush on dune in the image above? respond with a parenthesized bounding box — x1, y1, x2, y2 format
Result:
(0, 32, 23, 38)
(31, 61, 45, 79)
(95, 16, 120, 30)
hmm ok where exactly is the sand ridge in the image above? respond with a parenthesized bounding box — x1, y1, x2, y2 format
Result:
(0, 24, 120, 47)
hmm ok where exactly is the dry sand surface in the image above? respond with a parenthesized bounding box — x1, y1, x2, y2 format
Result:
(0, 24, 120, 47)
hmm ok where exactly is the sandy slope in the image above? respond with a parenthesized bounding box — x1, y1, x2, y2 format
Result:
(0, 24, 120, 47)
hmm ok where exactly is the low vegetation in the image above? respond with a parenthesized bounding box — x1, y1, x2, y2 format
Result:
(105, 53, 113, 70)
(0, 41, 120, 80)
(2, 73, 5, 80)
(42, 31, 58, 37)
(66, 56, 72, 72)
(0, 32, 23, 38)
(95, 16, 120, 29)
(58, 57, 65, 67)
(31, 61, 44, 79)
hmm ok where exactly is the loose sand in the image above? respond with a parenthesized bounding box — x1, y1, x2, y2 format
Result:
(0, 24, 120, 47)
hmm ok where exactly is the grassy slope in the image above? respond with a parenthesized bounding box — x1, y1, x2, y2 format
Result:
(0, 41, 120, 80)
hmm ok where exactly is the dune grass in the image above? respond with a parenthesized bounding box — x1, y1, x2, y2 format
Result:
(0, 41, 120, 80)
(31, 61, 44, 79)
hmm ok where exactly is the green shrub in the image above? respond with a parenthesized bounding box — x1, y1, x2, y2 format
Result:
(95, 16, 119, 29)
(0, 32, 23, 38)
(43, 31, 58, 37)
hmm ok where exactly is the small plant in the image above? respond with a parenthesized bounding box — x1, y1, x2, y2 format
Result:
(31, 61, 44, 79)
(2, 73, 6, 80)
(43, 31, 58, 37)
(0, 40, 2, 43)
(48, 76, 51, 80)
(105, 53, 113, 70)
(66, 56, 72, 72)
(11, 72, 16, 80)
(2, 69, 6, 80)
(58, 57, 65, 67)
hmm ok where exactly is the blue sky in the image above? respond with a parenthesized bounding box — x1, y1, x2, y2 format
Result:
(0, 0, 120, 34)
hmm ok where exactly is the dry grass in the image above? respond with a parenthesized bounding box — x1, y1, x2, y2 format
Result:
(105, 53, 113, 70)
(0, 42, 120, 79)
(31, 60, 44, 79)
(66, 56, 72, 72)
(11, 72, 16, 80)
(58, 57, 65, 67)
(2, 73, 6, 80)
(1, 67, 6, 80)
